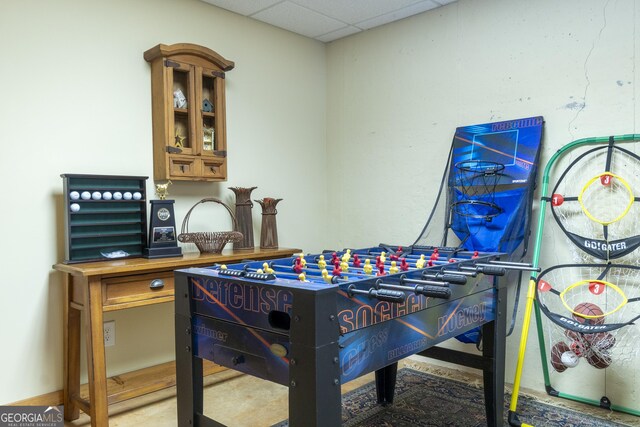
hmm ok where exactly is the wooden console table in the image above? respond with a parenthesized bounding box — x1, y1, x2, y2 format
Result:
(53, 247, 300, 427)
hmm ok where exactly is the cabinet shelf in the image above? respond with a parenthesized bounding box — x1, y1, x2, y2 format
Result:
(145, 43, 234, 182)
(70, 230, 145, 239)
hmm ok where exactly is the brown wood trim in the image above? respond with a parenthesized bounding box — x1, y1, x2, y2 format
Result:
(8, 361, 227, 407)
(9, 390, 63, 406)
(144, 43, 235, 71)
(102, 295, 175, 311)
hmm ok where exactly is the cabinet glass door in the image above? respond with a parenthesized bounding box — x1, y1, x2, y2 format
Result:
(168, 62, 194, 155)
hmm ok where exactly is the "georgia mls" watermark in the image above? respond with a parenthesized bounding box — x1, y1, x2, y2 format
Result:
(0, 406, 63, 427)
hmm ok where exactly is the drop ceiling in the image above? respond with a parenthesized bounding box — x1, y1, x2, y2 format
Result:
(201, 0, 457, 42)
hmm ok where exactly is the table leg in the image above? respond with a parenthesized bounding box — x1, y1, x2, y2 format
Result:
(64, 274, 80, 420)
(83, 277, 109, 427)
(375, 362, 398, 405)
(483, 287, 507, 427)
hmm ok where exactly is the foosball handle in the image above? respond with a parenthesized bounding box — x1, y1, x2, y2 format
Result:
(415, 285, 451, 299)
(370, 288, 406, 303)
(477, 265, 506, 276)
(437, 273, 467, 285)
(348, 285, 406, 303)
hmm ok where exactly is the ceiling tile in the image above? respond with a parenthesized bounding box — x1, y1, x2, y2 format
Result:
(315, 26, 362, 43)
(201, 0, 283, 16)
(290, 0, 424, 24)
(252, 1, 347, 38)
(356, 0, 440, 30)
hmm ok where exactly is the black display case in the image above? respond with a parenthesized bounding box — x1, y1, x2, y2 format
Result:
(61, 173, 148, 263)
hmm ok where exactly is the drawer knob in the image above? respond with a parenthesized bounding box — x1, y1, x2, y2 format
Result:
(149, 279, 165, 290)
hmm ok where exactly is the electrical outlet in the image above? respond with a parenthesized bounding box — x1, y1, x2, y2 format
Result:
(104, 320, 116, 347)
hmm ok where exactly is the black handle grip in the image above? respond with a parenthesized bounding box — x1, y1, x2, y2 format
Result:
(370, 288, 406, 303)
(438, 273, 467, 285)
(416, 285, 451, 299)
(479, 266, 506, 276)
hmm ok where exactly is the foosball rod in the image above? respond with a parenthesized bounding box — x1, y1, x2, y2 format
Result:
(478, 261, 542, 272)
(243, 266, 345, 284)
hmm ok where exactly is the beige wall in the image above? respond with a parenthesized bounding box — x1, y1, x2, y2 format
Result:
(0, 0, 327, 403)
(2, 0, 639, 411)
(327, 0, 638, 410)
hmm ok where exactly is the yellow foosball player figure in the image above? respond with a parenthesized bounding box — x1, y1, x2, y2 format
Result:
(321, 268, 333, 284)
(317, 254, 327, 270)
(389, 261, 399, 275)
(416, 254, 426, 269)
(341, 249, 351, 263)
(262, 262, 275, 274)
(340, 261, 349, 273)
(363, 258, 373, 275)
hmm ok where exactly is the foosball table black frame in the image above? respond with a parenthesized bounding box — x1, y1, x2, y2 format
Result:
(174, 249, 509, 427)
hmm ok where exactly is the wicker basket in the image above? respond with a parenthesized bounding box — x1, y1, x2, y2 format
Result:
(178, 198, 243, 253)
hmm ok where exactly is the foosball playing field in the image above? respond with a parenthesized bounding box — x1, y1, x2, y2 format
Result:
(174, 244, 536, 427)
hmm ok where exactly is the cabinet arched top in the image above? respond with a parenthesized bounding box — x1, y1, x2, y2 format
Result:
(144, 43, 235, 72)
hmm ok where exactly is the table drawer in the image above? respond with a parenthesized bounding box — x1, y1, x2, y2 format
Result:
(103, 271, 175, 306)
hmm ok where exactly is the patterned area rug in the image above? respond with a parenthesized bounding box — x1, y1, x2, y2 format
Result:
(274, 368, 631, 426)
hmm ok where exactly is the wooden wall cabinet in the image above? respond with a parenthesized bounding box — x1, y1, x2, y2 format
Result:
(144, 43, 234, 181)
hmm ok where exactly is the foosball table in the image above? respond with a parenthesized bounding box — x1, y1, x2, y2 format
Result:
(174, 244, 530, 427)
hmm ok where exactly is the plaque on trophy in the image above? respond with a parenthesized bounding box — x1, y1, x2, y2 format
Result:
(143, 182, 182, 258)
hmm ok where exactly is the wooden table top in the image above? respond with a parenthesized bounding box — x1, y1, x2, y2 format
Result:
(53, 247, 302, 277)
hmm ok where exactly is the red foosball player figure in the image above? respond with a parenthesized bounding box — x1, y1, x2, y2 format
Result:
(400, 258, 409, 271)
(448, 258, 456, 263)
(332, 264, 342, 277)
(389, 252, 399, 261)
(430, 249, 440, 261)
(376, 264, 386, 276)
(293, 257, 304, 274)
(331, 252, 339, 265)
(352, 254, 362, 268)
(375, 256, 382, 269)
(472, 251, 479, 259)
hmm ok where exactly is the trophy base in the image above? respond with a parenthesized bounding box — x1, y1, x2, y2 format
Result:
(143, 246, 182, 259)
